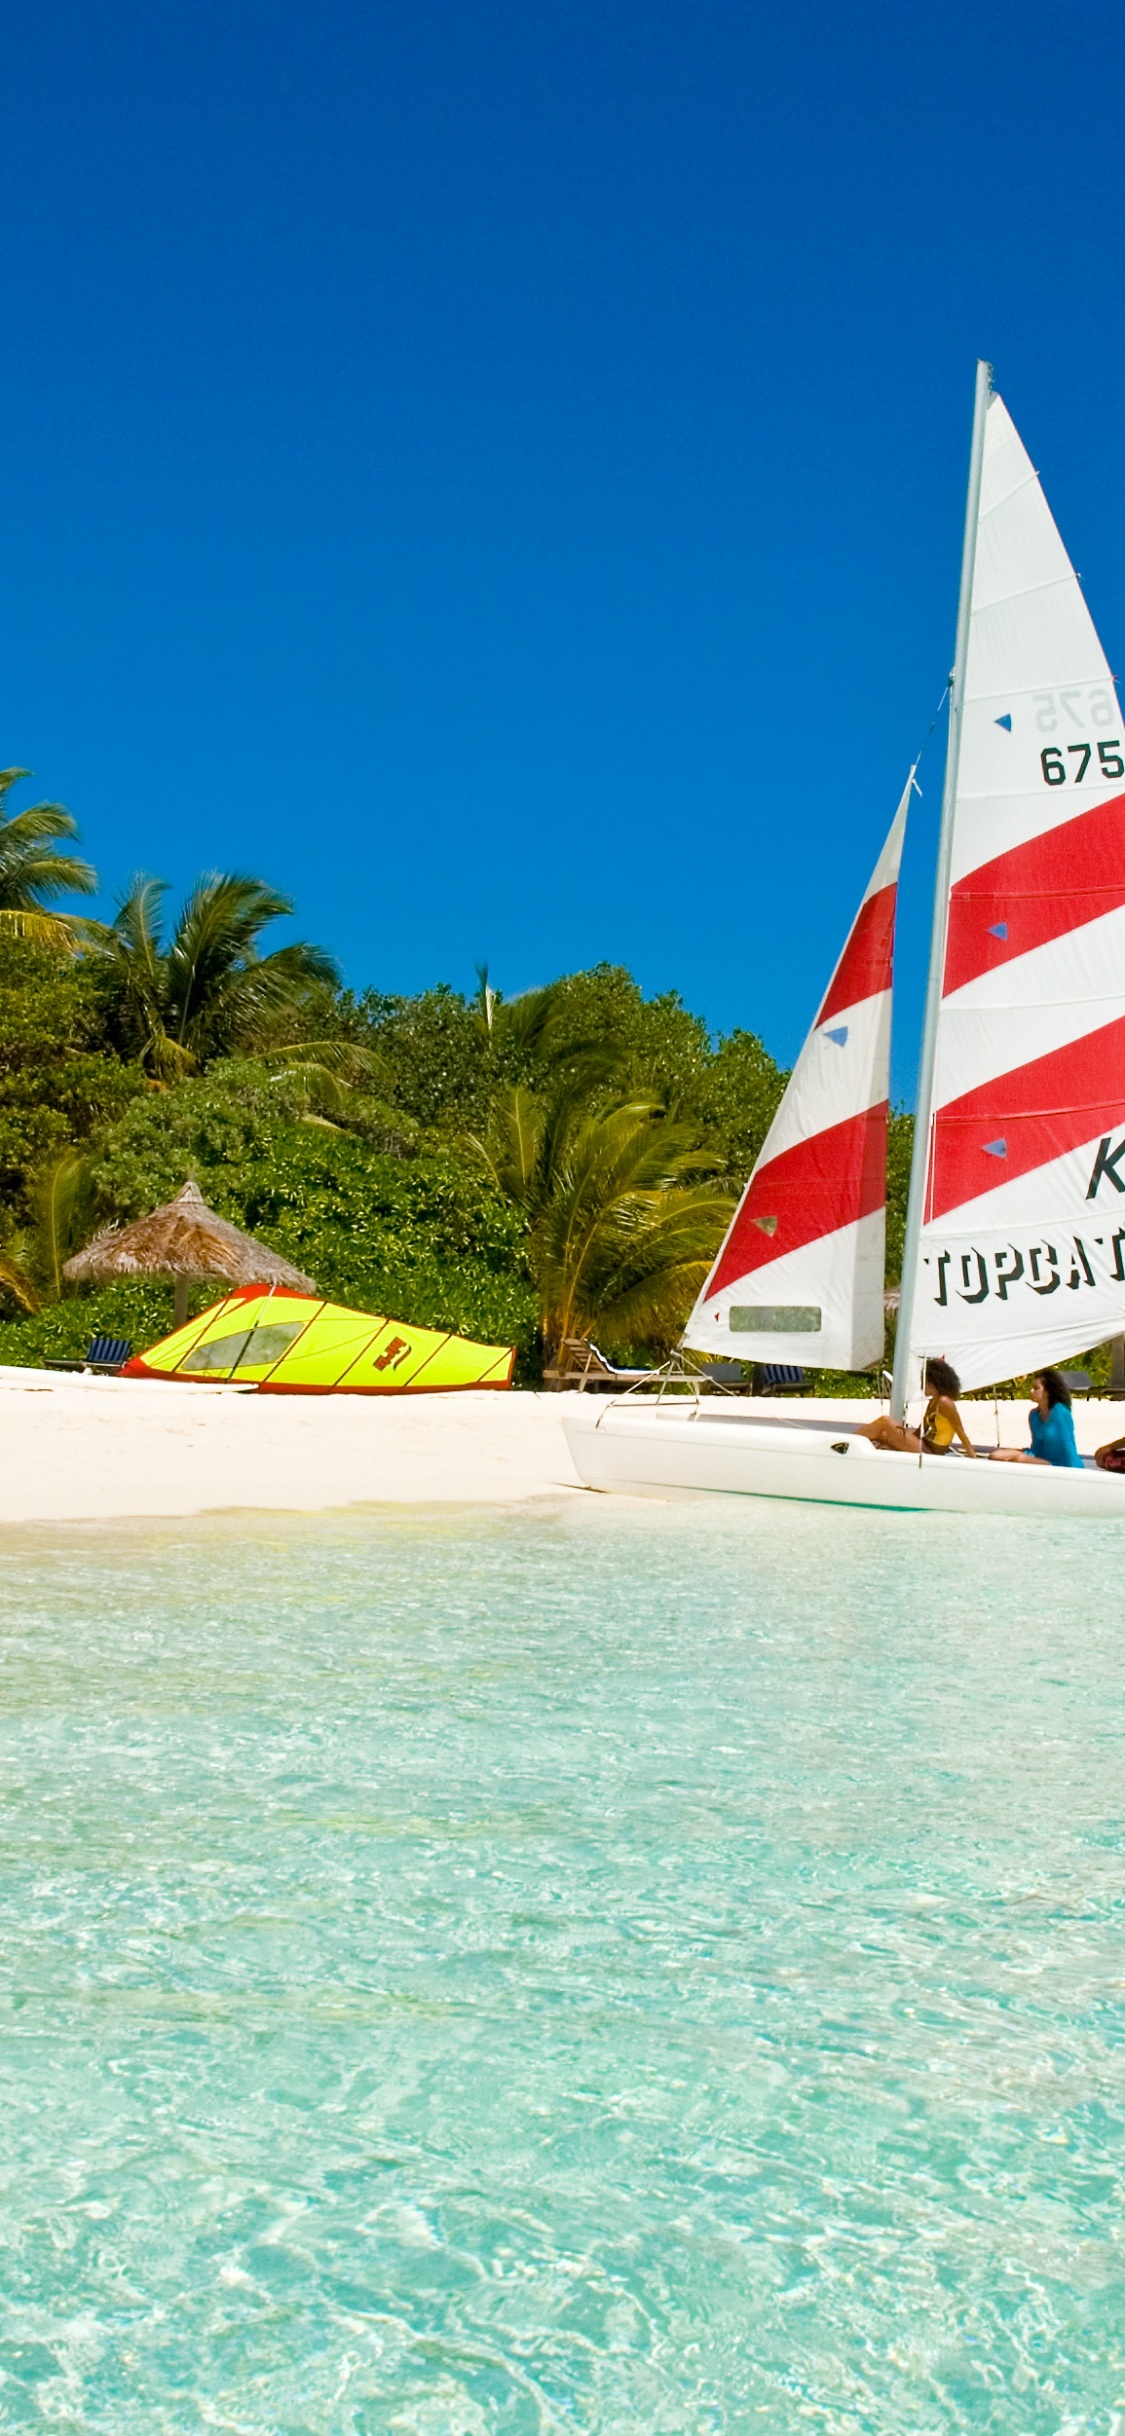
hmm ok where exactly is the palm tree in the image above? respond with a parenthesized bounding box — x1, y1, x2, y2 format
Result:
(34, 1150, 99, 1301)
(0, 1150, 98, 1313)
(97, 872, 340, 1075)
(0, 769, 97, 948)
(470, 1083, 734, 1361)
(472, 963, 622, 1099)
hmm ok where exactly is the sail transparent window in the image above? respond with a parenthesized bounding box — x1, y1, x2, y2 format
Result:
(181, 1322, 305, 1374)
(729, 1306, 822, 1333)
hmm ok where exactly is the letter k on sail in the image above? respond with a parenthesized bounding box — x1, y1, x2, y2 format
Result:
(1086, 1135, 1125, 1198)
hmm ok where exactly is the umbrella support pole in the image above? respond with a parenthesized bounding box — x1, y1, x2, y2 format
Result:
(174, 1278, 189, 1329)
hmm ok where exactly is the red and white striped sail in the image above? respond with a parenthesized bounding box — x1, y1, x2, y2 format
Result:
(683, 782, 909, 1369)
(903, 390, 1125, 1390)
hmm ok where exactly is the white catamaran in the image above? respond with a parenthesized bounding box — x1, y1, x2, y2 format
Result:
(564, 363, 1125, 1513)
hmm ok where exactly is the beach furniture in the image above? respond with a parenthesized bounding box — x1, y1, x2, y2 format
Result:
(45, 1334, 134, 1375)
(751, 1363, 809, 1395)
(696, 1360, 749, 1391)
(543, 1338, 654, 1391)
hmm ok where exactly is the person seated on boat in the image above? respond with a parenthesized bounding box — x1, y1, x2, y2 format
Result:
(1094, 1431, 1125, 1473)
(989, 1369, 1083, 1466)
(855, 1358, 977, 1457)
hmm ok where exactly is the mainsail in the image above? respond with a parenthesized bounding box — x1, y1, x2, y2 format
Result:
(683, 781, 909, 1371)
(899, 376, 1125, 1394)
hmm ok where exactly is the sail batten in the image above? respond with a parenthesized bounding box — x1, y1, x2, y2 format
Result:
(901, 382, 1125, 1391)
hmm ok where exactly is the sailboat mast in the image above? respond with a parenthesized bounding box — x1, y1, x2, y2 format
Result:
(890, 357, 992, 1421)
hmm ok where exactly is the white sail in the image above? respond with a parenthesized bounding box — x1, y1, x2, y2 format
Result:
(684, 783, 908, 1370)
(901, 385, 1125, 1391)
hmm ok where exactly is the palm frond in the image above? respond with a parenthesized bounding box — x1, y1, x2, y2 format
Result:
(31, 1152, 99, 1301)
(472, 1081, 731, 1361)
(472, 968, 624, 1096)
(111, 874, 168, 970)
(88, 877, 179, 1072)
(0, 907, 86, 952)
(267, 1061, 347, 1118)
(463, 1083, 547, 1206)
(561, 1185, 735, 1352)
(0, 768, 31, 814)
(167, 874, 339, 1060)
(0, 782, 97, 910)
(263, 1037, 385, 1085)
(147, 1032, 197, 1080)
(0, 1238, 40, 1314)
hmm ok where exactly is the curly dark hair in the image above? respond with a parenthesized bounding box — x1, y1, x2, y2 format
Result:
(925, 1357, 962, 1398)
(1034, 1367, 1071, 1409)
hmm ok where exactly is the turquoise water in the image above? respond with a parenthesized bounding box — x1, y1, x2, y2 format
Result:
(1, 1498, 1124, 2433)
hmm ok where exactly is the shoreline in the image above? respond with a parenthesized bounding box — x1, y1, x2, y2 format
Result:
(3, 1368, 1124, 1525)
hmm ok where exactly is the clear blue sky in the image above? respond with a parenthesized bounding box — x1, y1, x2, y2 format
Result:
(3, 0, 1123, 1097)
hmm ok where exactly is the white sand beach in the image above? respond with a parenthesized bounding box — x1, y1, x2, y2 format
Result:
(2, 1367, 1124, 1524)
(0, 1370, 583, 1522)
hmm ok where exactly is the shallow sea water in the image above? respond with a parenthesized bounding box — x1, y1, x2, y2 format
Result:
(1, 1495, 1124, 2434)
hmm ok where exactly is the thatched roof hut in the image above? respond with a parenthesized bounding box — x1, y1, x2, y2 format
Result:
(64, 1179, 315, 1324)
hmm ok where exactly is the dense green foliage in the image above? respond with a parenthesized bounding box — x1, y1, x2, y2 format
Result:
(0, 767, 97, 948)
(0, 774, 934, 1382)
(885, 1110, 914, 1289)
(0, 934, 144, 1214)
(470, 1086, 735, 1360)
(0, 933, 794, 1375)
(86, 1066, 539, 1360)
(97, 873, 340, 1074)
(0, 1279, 193, 1369)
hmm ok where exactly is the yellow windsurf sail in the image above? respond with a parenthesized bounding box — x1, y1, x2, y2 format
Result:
(124, 1287, 516, 1392)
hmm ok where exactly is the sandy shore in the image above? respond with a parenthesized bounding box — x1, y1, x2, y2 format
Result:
(0, 1372, 586, 1522)
(2, 1369, 1123, 1524)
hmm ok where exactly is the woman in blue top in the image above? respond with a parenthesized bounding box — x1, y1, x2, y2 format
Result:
(990, 1369, 1083, 1467)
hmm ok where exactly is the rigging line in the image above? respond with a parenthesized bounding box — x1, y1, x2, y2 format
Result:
(909, 683, 951, 792)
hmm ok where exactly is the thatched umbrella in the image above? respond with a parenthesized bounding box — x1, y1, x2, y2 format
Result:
(64, 1179, 316, 1327)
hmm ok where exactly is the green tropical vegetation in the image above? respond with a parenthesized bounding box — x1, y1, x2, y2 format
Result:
(97, 871, 341, 1075)
(0, 767, 97, 949)
(0, 770, 946, 1386)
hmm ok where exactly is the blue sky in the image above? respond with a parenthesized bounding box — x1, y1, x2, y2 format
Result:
(2, 0, 1124, 1096)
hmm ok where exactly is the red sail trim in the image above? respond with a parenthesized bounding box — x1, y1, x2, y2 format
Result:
(817, 885, 898, 1024)
(943, 791, 1125, 995)
(927, 1012, 1125, 1221)
(706, 1103, 888, 1300)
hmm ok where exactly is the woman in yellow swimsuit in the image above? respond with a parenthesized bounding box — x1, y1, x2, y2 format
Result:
(855, 1357, 978, 1457)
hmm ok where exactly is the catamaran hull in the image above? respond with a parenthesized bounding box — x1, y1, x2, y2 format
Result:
(563, 1401, 1125, 1517)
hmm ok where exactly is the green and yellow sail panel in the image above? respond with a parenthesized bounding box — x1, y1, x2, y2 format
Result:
(124, 1286, 516, 1392)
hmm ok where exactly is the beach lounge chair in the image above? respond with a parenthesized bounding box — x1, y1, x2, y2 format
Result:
(45, 1335, 133, 1376)
(751, 1362, 810, 1396)
(542, 1337, 655, 1391)
(696, 1360, 750, 1392)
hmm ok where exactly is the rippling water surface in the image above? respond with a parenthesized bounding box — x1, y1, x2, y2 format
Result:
(1, 1495, 1124, 2432)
